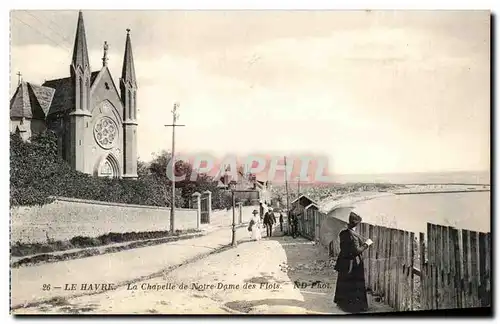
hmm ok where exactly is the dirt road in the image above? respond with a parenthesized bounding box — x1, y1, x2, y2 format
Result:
(13, 226, 393, 314)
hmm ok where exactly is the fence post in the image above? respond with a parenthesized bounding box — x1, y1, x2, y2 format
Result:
(442, 225, 449, 308)
(238, 202, 242, 224)
(361, 223, 369, 287)
(470, 231, 480, 307)
(399, 230, 407, 311)
(419, 232, 426, 310)
(374, 225, 381, 295)
(203, 190, 212, 222)
(445, 226, 457, 308)
(368, 224, 374, 292)
(478, 232, 490, 307)
(192, 192, 201, 230)
(409, 232, 415, 311)
(383, 227, 390, 303)
(451, 227, 461, 308)
(393, 229, 401, 310)
(428, 223, 436, 309)
(387, 228, 393, 307)
(462, 229, 471, 308)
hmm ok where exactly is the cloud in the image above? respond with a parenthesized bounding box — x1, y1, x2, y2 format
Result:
(10, 12, 490, 174)
(10, 44, 70, 93)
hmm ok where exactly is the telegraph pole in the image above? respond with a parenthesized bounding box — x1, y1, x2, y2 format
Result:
(284, 156, 290, 212)
(164, 102, 185, 233)
(284, 156, 291, 235)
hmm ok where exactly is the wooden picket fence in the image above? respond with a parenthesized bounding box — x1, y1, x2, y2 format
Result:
(296, 210, 491, 311)
(419, 223, 491, 309)
(355, 222, 491, 311)
(357, 222, 416, 311)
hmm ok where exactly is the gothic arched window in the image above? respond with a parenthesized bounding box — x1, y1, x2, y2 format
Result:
(101, 159, 113, 178)
(99, 155, 119, 178)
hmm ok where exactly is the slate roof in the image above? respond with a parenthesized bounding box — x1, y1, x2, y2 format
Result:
(10, 82, 55, 119)
(90, 71, 100, 84)
(42, 77, 74, 116)
(41, 71, 100, 116)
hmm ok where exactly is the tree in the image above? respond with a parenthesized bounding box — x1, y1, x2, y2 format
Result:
(148, 150, 193, 181)
(144, 150, 234, 209)
(137, 158, 150, 178)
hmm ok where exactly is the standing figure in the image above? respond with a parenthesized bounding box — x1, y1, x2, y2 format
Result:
(279, 212, 284, 232)
(333, 212, 370, 313)
(250, 209, 262, 241)
(263, 209, 275, 237)
(293, 213, 299, 238)
(288, 211, 295, 238)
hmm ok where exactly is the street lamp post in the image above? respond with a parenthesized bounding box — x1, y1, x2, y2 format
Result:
(231, 191, 236, 246)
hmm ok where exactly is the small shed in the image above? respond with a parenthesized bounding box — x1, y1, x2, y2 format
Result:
(289, 194, 321, 240)
(290, 194, 319, 216)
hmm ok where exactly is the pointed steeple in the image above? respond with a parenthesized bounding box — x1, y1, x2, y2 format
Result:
(71, 10, 90, 70)
(121, 29, 137, 87)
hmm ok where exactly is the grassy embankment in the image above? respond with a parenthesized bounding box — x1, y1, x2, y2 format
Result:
(11, 229, 201, 268)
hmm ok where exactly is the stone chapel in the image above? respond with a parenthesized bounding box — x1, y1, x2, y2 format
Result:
(10, 11, 138, 179)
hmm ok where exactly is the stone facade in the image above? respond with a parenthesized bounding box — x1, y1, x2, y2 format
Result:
(10, 11, 138, 179)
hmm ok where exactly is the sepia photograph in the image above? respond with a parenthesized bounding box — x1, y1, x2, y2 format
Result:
(8, 9, 491, 315)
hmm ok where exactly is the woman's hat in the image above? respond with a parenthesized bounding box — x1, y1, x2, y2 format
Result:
(348, 212, 362, 227)
(252, 209, 259, 215)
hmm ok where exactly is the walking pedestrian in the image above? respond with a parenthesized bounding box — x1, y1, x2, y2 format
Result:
(263, 209, 274, 237)
(249, 209, 262, 241)
(279, 212, 284, 232)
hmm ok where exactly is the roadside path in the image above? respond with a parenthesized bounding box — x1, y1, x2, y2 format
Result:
(11, 225, 250, 309)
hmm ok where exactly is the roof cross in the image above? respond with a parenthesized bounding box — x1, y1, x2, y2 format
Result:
(102, 41, 109, 67)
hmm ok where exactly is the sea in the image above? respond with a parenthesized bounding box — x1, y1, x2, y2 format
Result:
(329, 171, 491, 234)
(352, 191, 491, 234)
(330, 171, 490, 185)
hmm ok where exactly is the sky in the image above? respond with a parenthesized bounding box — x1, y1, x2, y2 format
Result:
(9, 10, 490, 175)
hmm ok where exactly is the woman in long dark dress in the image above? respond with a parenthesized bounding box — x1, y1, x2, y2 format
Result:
(333, 212, 370, 313)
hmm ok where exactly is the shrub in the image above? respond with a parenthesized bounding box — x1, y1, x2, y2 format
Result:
(10, 131, 184, 208)
(10, 131, 238, 210)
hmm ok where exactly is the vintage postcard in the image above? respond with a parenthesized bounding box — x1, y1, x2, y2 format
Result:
(9, 10, 491, 315)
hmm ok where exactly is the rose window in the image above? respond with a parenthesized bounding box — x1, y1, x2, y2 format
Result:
(94, 117, 117, 149)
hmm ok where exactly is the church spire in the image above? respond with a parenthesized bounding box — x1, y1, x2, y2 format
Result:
(121, 28, 137, 87)
(71, 10, 90, 70)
